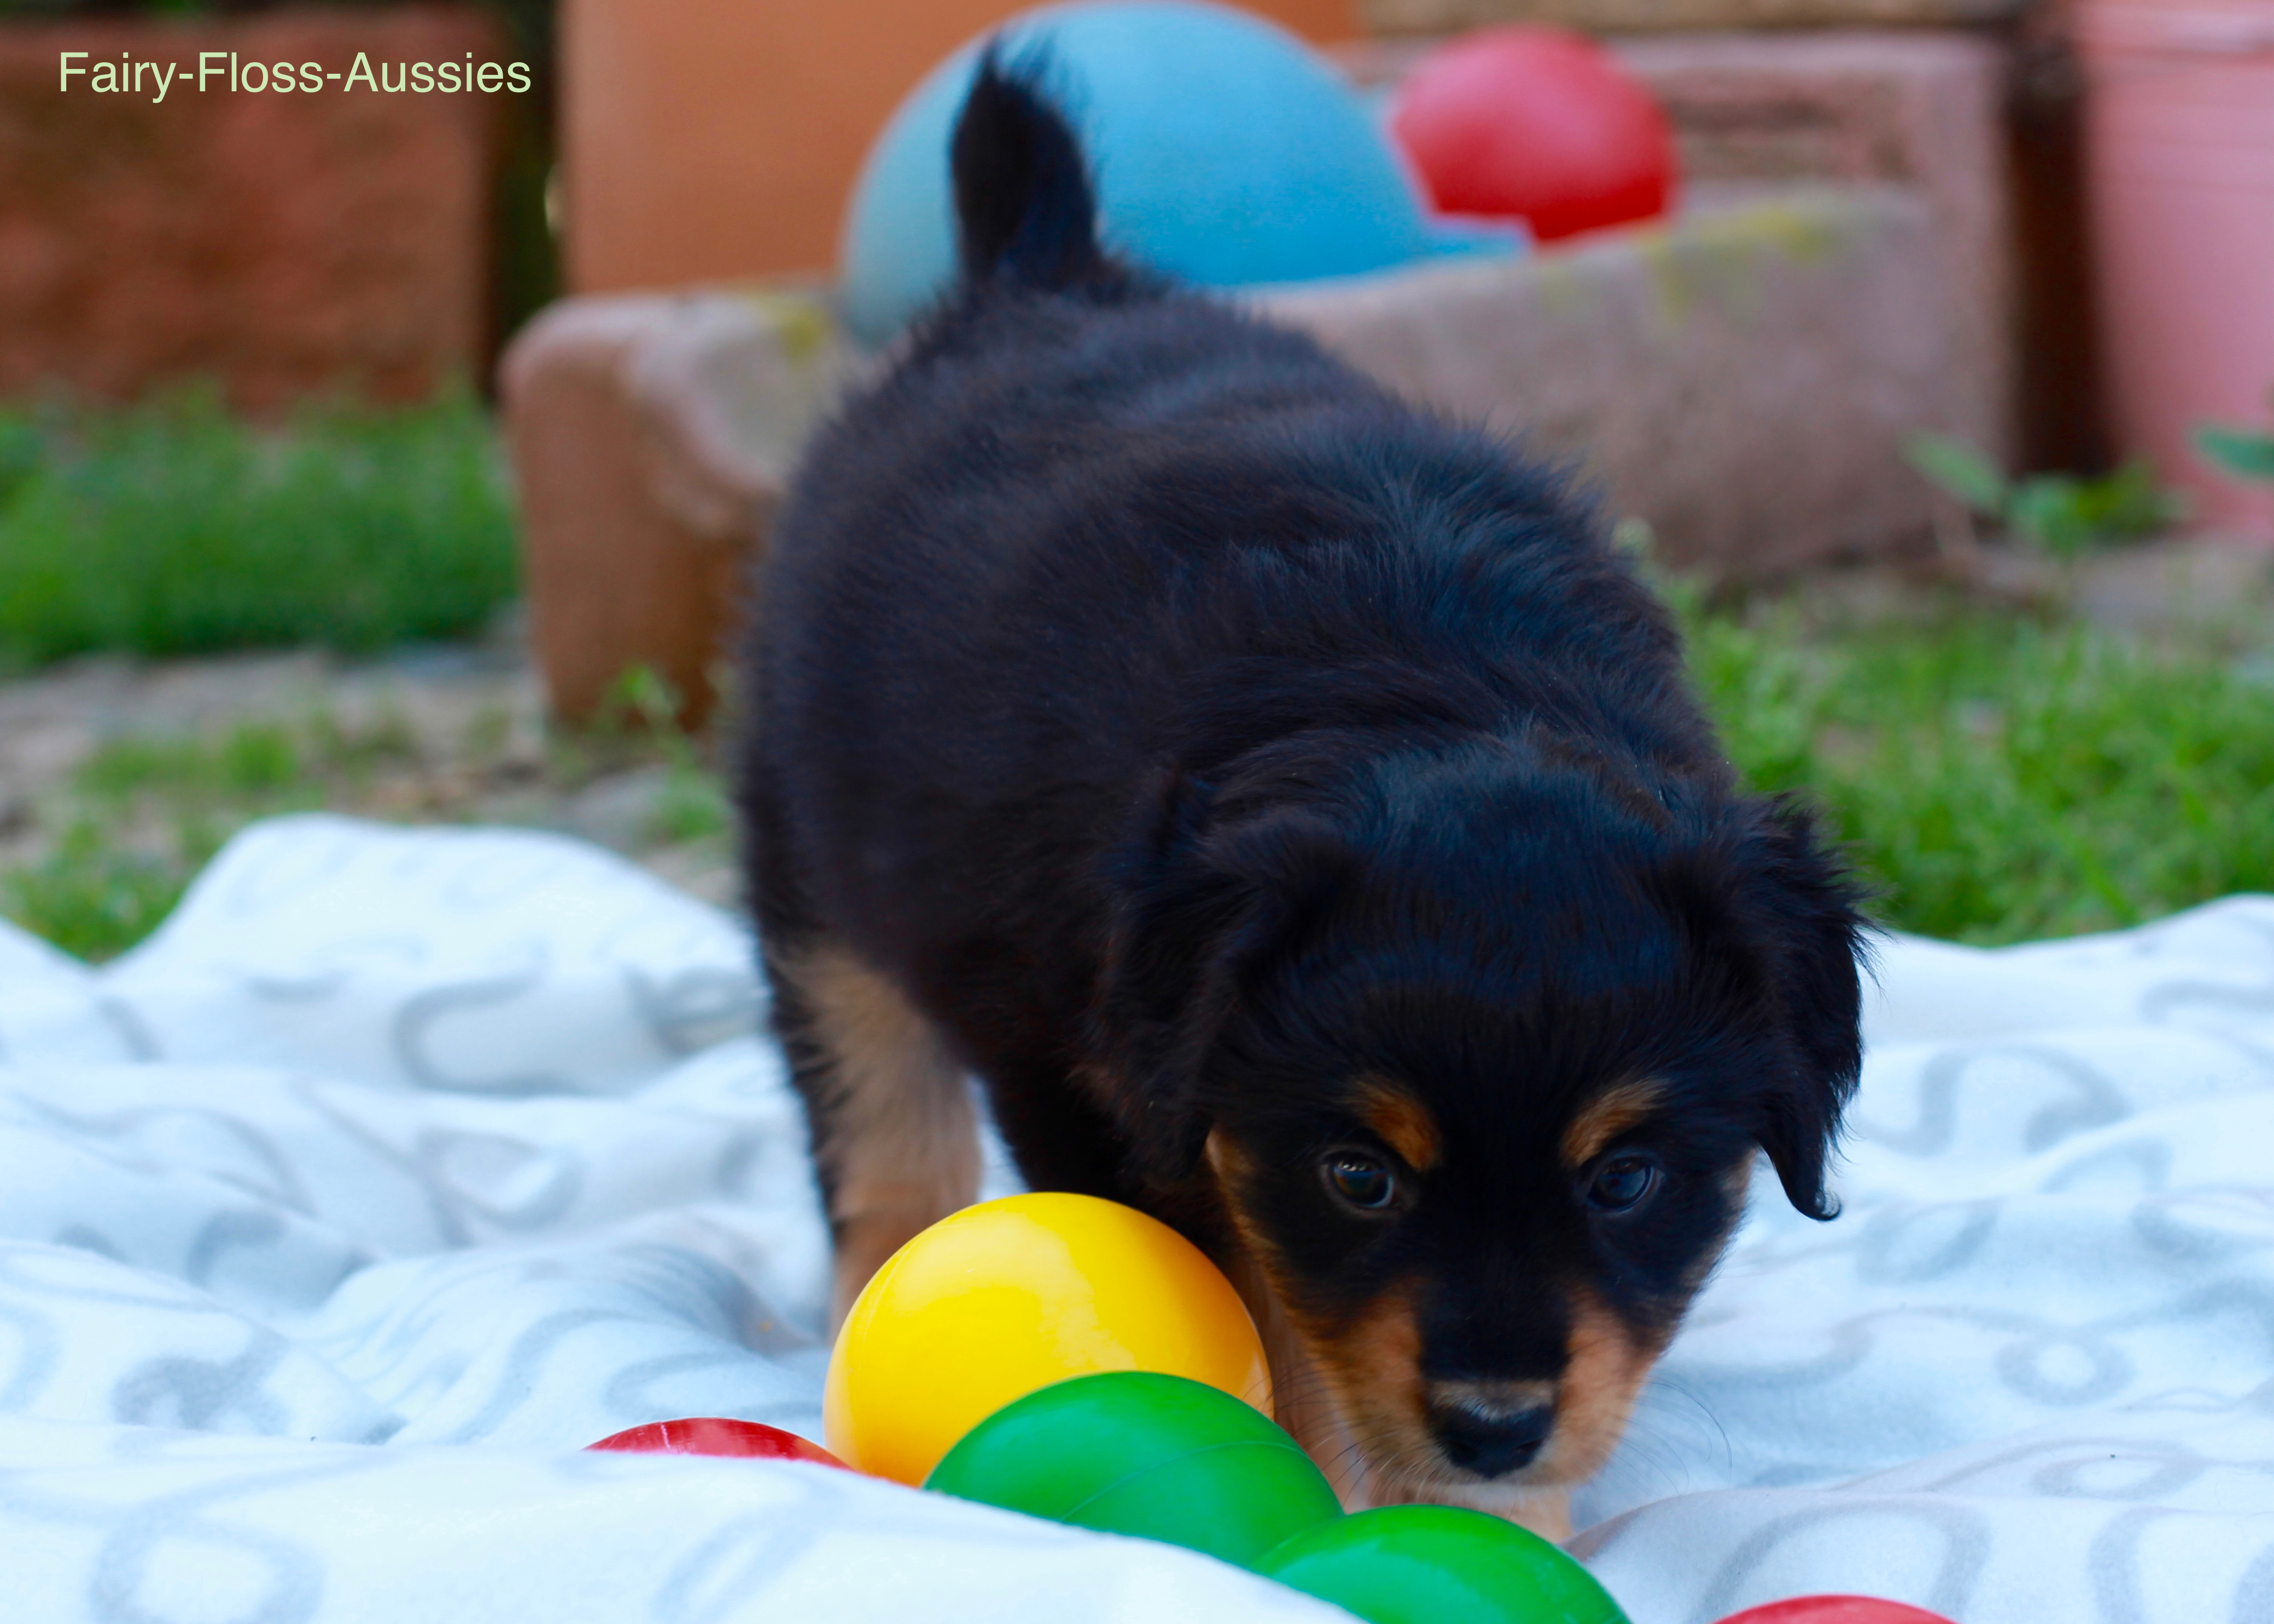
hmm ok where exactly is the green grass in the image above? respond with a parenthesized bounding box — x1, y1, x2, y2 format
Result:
(17, 601, 2274, 959)
(0, 387, 518, 670)
(1682, 591, 2274, 944)
(0, 387, 2261, 955)
(0, 668, 730, 963)
(0, 709, 424, 960)
(0, 822, 199, 965)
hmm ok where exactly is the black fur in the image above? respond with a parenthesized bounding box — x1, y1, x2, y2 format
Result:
(739, 53, 1865, 1498)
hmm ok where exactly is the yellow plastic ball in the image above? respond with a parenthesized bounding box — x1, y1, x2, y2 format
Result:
(824, 1192, 1274, 1485)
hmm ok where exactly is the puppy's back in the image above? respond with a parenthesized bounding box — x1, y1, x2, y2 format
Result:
(745, 57, 1702, 998)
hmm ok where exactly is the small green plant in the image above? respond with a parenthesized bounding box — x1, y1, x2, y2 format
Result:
(649, 763, 732, 845)
(572, 664, 732, 846)
(2197, 388, 2274, 484)
(1904, 434, 2182, 558)
(0, 821, 193, 963)
(592, 663, 691, 739)
(71, 717, 370, 809)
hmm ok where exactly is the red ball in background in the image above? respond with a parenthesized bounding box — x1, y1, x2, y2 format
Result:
(586, 1417, 849, 1469)
(1388, 26, 1676, 242)
(1715, 1598, 1960, 1624)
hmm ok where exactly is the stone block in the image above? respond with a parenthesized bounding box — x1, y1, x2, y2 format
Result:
(498, 287, 860, 727)
(502, 177, 1990, 716)
(1340, 30, 2015, 469)
(0, 8, 500, 410)
(1253, 187, 1960, 574)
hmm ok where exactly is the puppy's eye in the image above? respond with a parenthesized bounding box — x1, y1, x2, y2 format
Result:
(1322, 1152, 1397, 1212)
(1588, 1153, 1659, 1213)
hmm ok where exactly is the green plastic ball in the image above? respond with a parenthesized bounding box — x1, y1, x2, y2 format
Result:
(923, 1370, 1343, 1569)
(1257, 1504, 1631, 1624)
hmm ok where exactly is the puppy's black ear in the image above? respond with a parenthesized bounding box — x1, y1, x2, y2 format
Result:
(1737, 796, 1869, 1220)
(1097, 767, 1352, 1184)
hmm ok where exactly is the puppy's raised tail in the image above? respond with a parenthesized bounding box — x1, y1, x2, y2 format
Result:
(950, 51, 1113, 294)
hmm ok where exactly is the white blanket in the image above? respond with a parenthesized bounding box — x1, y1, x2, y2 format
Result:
(1, 814, 2269, 1624)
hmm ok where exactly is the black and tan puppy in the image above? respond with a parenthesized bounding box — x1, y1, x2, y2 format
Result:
(737, 57, 1864, 1529)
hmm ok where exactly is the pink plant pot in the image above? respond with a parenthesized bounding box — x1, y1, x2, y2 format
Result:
(2078, 0, 2274, 539)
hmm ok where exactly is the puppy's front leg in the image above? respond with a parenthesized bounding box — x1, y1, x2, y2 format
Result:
(769, 940, 980, 1329)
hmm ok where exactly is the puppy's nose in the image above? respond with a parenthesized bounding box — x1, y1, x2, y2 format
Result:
(1429, 1395, 1555, 1479)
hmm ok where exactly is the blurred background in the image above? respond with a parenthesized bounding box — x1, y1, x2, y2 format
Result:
(1, 0, 2271, 963)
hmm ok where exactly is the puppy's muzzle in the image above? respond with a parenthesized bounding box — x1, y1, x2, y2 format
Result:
(1426, 1380, 1559, 1479)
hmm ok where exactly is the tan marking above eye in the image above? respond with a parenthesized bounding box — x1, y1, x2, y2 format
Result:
(1559, 1078, 1666, 1170)
(1352, 1080, 1442, 1172)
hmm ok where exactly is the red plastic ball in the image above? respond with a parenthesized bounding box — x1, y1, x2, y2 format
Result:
(1714, 1597, 1960, 1624)
(586, 1417, 849, 1469)
(1389, 26, 1676, 242)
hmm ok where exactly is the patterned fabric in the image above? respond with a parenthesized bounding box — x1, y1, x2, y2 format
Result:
(1, 814, 2270, 1622)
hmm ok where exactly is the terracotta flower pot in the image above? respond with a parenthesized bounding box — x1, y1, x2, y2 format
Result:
(2078, 0, 2274, 539)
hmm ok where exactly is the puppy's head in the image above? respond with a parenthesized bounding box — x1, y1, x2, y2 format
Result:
(1100, 740, 1865, 1510)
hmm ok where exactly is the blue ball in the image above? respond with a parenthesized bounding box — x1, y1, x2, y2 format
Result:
(838, 0, 1520, 345)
